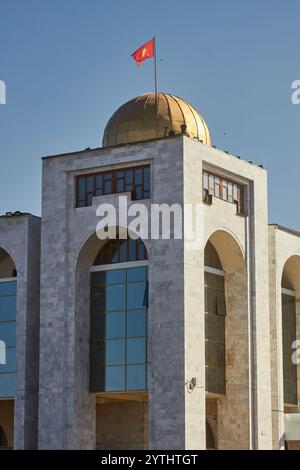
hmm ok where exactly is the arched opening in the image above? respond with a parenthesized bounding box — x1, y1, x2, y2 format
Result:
(90, 234, 148, 393)
(206, 420, 217, 450)
(204, 230, 248, 450)
(0, 248, 16, 449)
(281, 256, 300, 408)
(204, 241, 226, 395)
(0, 248, 17, 279)
(0, 425, 8, 448)
(75, 230, 149, 450)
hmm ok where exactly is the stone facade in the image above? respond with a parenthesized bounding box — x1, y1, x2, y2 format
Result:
(1, 135, 300, 449)
(0, 214, 40, 449)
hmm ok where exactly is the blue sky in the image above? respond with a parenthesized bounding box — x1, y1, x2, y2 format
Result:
(0, 0, 300, 227)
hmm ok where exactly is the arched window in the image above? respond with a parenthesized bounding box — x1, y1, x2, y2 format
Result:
(281, 277, 297, 405)
(0, 425, 8, 447)
(93, 237, 148, 266)
(90, 235, 148, 393)
(204, 241, 226, 395)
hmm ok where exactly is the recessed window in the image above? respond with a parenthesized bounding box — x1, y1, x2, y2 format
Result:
(90, 236, 148, 393)
(90, 266, 148, 392)
(0, 279, 17, 399)
(76, 165, 150, 207)
(203, 170, 244, 215)
(204, 241, 226, 395)
(282, 292, 297, 405)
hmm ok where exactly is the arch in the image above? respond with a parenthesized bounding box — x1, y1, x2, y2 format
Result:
(204, 229, 245, 274)
(0, 247, 17, 279)
(75, 228, 149, 395)
(281, 255, 300, 295)
(204, 240, 223, 270)
(0, 425, 8, 447)
(204, 229, 249, 448)
(206, 419, 217, 450)
(75, 227, 149, 272)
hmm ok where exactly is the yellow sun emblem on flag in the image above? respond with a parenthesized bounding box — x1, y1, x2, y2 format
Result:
(141, 48, 147, 57)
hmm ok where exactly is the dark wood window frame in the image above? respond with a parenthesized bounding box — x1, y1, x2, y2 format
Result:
(203, 170, 245, 215)
(76, 165, 151, 207)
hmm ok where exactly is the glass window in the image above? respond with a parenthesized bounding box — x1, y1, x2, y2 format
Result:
(0, 296, 16, 322)
(0, 280, 16, 398)
(215, 177, 220, 198)
(0, 373, 16, 398)
(92, 286, 106, 313)
(87, 175, 94, 193)
(90, 265, 148, 393)
(228, 182, 233, 203)
(127, 338, 146, 364)
(126, 170, 133, 185)
(0, 323, 17, 347)
(144, 167, 150, 191)
(104, 174, 112, 194)
(127, 310, 146, 337)
(127, 364, 146, 390)
(106, 339, 125, 365)
(106, 366, 125, 391)
(106, 284, 126, 311)
(127, 283, 147, 309)
(135, 168, 142, 184)
(222, 180, 228, 200)
(92, 341, 105, 366)
(77, 177, 86, 202)
(93, 234, 148, 266)
(106, 269, 126, 285)
(91, 271, 106, 286)
(202, 171, 244, 214)
(95, 174, 103, 196)
(127, 267, 147, 283)
(106, 311, 125, 339)
(76, 166, 150, 207)
(203, 172, 208, 190)
(134, 186, 143, 200)
(204, 244, 225, 395)
(0, 348, 16, 373)
(282, 293, 297, 405)
(209, 175, 214, 195)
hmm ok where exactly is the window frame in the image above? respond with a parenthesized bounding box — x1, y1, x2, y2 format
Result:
(203, 170, 245, 215)
(76, 165, 151, 207)
(90, 260, 149, 394)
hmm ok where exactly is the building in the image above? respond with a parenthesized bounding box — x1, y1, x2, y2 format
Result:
(0, 92, 299, 450)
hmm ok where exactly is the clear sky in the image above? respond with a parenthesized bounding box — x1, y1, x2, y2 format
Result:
(0, 0, 300, 228)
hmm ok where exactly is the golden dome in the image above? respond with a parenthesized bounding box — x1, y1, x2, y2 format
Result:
(102, 92, 211, 147)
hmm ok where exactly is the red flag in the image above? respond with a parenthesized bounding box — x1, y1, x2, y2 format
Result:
(131, 38, 155, 66)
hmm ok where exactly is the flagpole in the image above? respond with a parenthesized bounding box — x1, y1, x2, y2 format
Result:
(154, 35, 158, 137)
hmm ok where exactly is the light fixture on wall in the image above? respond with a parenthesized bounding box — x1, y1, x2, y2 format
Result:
(186, 377, 197, 392)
